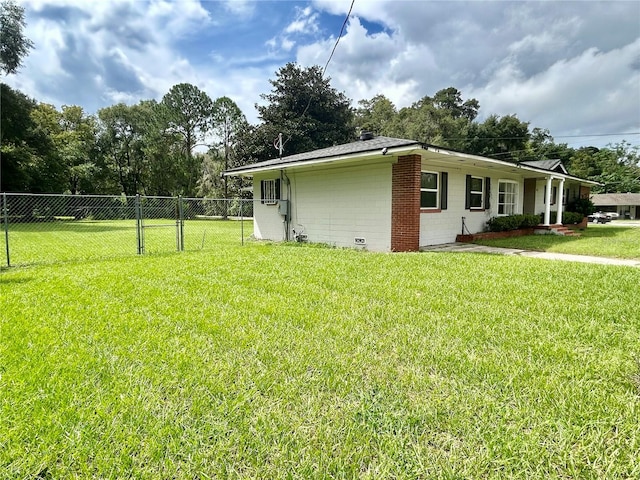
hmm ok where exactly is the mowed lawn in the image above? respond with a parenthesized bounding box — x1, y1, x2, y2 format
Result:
(1, 219, 252, 266)
(1, 241, 639, 478)
(474, 223, 640, 260)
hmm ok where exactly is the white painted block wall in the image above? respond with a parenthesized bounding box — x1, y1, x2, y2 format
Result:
(290, 163, 393, 251)
(419, 169, 524, 246)
(252, 176, 288, 241)
(254, 161, 578, 249)
(253, 162, 393, 251)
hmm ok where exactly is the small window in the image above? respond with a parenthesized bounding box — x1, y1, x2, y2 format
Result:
(544, 185, 557, 205)
(498, 181, 517, 215)
(260, 179, 280, 205)
(420, 172, 439, 209)
(469, 176, 484, 209)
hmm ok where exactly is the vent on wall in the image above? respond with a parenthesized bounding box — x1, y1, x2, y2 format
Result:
(354, 237, 366, 245)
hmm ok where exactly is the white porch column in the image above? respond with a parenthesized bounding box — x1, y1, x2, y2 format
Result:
(555, 178, 565, 224)
(543, 176, 553, 225)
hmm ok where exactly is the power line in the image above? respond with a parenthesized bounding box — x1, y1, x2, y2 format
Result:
(555, 132, 640, 139)
(438, 132, 640, 142)
(322, 0, 355, 77)
(280, 0, 355, 152)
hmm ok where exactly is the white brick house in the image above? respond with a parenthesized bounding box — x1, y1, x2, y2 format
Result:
(225, 136, 597, 252)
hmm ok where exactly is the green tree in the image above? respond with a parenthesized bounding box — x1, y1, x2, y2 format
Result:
(210, 96, 247, 201)
(1, 85, 66, 192)
(59, 105, 99, 194)
(465, 114, 530, 162)
(161, 83, 214, 195)
(523, 127, 575, 165)
(97, 103, 151, 196)
(256, 63, 355, 157)
(387, 98, 442, 144)
(433, 87, 479, 122)
(140, 100, 182, 196)
(0, 0, 33, 75)
(196, 150, 224, 198)
(355, 94, 397, 136)
(379, 88, 478, 150)
(569, 142, 640, 193)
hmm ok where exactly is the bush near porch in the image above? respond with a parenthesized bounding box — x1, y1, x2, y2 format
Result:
(486, 212, 585, 233)
(486, 214, 541, 232)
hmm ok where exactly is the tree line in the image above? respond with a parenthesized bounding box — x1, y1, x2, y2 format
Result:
(1, 0, 638, 197)
(354, 89, 640, 193)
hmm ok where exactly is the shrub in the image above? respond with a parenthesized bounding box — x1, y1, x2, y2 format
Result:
(519, 214, 542, 228)
(567, 198, 595, 216)
(487, 214, 541, 232)
(537, 211, 585, 225)
(562, 211, 584, 225)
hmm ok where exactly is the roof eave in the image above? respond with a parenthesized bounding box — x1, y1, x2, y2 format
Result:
(422, 145, 597, 184)
(224, 144, 423, 177)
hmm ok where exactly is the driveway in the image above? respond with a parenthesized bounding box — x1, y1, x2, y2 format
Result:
(421, 243, 640, 267)
(610, 221, 640, 227)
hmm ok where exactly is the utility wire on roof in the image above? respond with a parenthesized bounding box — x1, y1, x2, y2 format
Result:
(280, 0, 355, 151)
(430, 131, 640, 159)
(437, 132, 640, 142)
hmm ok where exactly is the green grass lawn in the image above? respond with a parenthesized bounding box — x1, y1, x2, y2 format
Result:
(474, 224, 640, 259)
(1, 241, 639, 478)
(1, 219, 252, 267)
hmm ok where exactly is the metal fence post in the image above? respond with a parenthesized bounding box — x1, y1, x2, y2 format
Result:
(3, 193, 10, 267)
(135, 194, 143, 254)
(177, 195, 184, 252)
(240, 199, 244, 246)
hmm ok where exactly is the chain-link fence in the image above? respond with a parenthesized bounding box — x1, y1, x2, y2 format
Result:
(1, 193, 253, 267)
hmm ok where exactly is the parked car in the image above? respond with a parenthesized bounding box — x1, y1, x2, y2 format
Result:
(588, 211, 611, 223)
(604, 212, 619, 220)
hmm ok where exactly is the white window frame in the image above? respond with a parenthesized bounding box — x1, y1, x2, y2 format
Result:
(498, 180, 518, 216)
(469, 176, 484, 210)
(261, 179, 277, 205)
(420, 171, 439, 209)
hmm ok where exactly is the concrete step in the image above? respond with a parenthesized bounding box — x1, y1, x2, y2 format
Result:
(534, 225, 580, 237)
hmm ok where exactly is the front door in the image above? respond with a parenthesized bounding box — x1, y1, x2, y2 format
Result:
(523, 178, 537, 214)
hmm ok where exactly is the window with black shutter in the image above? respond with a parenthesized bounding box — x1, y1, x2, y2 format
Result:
(466, 175, 485, 209)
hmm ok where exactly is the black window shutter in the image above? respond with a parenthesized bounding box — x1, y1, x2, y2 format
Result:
(275, 179, 281, 200)
(440, 172, 448, 210)
(465, 175, 471, 210)
(484, 177, 491, 210)
(260, 180, 266, 204)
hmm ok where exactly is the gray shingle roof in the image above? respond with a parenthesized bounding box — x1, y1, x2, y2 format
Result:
(520, 159, 567, 173)
(591, 193, 640, 205)
(225, 136, 420, 173)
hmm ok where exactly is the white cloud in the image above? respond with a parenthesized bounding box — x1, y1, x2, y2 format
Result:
(469, 39, 640, 138)
(146, 0, 211, 35)
(6, 0, 640, 151)
(300, 0, 640, 146)
(281, 38, 295, 52)
(297, 16, 437, 107)
(222, 0, 255, 16)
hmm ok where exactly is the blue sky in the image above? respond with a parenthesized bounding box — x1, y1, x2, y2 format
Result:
(7, 0, 640, 149)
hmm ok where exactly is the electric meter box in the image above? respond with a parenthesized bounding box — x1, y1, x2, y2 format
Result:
(278, 200, 289, 216)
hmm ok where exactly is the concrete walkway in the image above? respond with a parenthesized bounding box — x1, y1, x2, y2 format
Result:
(421, 243, 640, 267)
